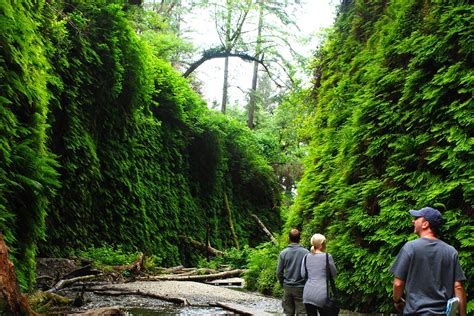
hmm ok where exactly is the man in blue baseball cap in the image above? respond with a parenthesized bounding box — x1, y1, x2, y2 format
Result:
(389, 207, 467, 315)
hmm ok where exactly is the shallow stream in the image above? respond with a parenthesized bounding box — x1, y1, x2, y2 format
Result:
(70, 291, 238, 315)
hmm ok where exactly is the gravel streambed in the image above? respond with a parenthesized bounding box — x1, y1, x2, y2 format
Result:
(73, 281, 283, 315)
(113, 281, 282, 313)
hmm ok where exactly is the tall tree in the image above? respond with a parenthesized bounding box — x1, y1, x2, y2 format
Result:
(246, 0, 300, 127)
(247, 0, 264, 128)
(214, 0, 252, 113)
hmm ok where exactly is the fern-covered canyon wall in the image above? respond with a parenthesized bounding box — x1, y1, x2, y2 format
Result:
(1, 0, 472, 312)
(287, 0, 472, 312)
(0, 0, 280, 289)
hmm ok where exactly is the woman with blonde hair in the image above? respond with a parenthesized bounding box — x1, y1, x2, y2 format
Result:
(301, 233, 337, 316)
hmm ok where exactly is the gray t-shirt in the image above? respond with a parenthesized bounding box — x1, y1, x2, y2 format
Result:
(389, 237, 466, 315)
(301, 253, 337, 307)
(276, 243, 309, 287)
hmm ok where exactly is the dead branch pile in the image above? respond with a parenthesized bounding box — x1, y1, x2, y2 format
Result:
(139, 268, 246, 282)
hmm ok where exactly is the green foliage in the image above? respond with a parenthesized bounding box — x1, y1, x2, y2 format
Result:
(244, 242, 282, 297)
(1, 0, 281, 290)
(78, 245, 141, 267)
(0, 0, 60, 290)
(34, 0, 280, 264)
(143, 254, 163, 271)
(127, 7, 194, 65)
(197, 246, 250, 270)
(284, 0, 473, 313)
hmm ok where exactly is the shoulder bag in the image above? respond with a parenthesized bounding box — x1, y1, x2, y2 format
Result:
(323, 253, 340, 316)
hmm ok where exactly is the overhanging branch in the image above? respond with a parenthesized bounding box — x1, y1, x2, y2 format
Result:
(183, 48, 272, 82)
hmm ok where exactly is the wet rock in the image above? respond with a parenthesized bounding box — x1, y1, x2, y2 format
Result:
(36, 258, 79, 290)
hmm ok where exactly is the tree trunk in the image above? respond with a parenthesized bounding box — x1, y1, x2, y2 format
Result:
(224, 188, 240, 250)
(247, 0, 264, 129)
(179, 236, 225, 256)
(221, 55, 230, 114)
(221, 0, 233, 114)
(247, 60, 258, 129)
(251, 213, 278, 245)
(0, 233, 38, 315)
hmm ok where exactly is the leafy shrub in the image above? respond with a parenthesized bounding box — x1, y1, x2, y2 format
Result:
(78, 245, 141, 267)
(143, 254, 163, 271)
(197, 246, 250, 270)
(244, 242, 282, 297)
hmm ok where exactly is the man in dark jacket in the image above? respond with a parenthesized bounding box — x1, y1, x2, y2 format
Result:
(277, 228, 309, 315)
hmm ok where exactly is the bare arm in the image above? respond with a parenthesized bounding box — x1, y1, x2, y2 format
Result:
(392, 277, 406, 311)
(454, 281, 466, 316)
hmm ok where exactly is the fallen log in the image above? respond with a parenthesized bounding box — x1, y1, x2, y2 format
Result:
(28, 291, 72, 314)
(251, 214, 278, 246)
(112, 252, 144, 272)
(155, 265, 184, 275)
(0, 233, 38, 315)
(48, 274, 102, 293)
(212, 301, 274, 315)
(138, 269, 247, 281)
(156, 266, 203, 275)
(92, 288, 189, 305)
(69, 306, 125, 315)
(211, 302, 253, 315)
(64, 281, 110, 291)
(173, 268, 218, 276)
(179, 236, 225, 256)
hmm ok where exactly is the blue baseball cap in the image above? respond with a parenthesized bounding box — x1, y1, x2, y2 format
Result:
(409, 207, 443, 227)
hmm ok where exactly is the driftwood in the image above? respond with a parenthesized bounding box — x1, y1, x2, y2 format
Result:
(69, 306, 125, 315)
(0, 233, 38, 315)
(92, 287, 189, 305)
(157, 265, 185, 274)
(48, 274, 102, 293)
(171, 268, 218, 276)
(211, 302, 253, 316)
(139, 269, 246, 282)
(179, 236, 225, 256)
(251, 214, 278, 245)
(112, 252, 144, 272)
(160, 266, 218, 275)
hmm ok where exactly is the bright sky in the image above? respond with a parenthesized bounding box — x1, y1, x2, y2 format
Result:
(182, 0, 337, 108)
